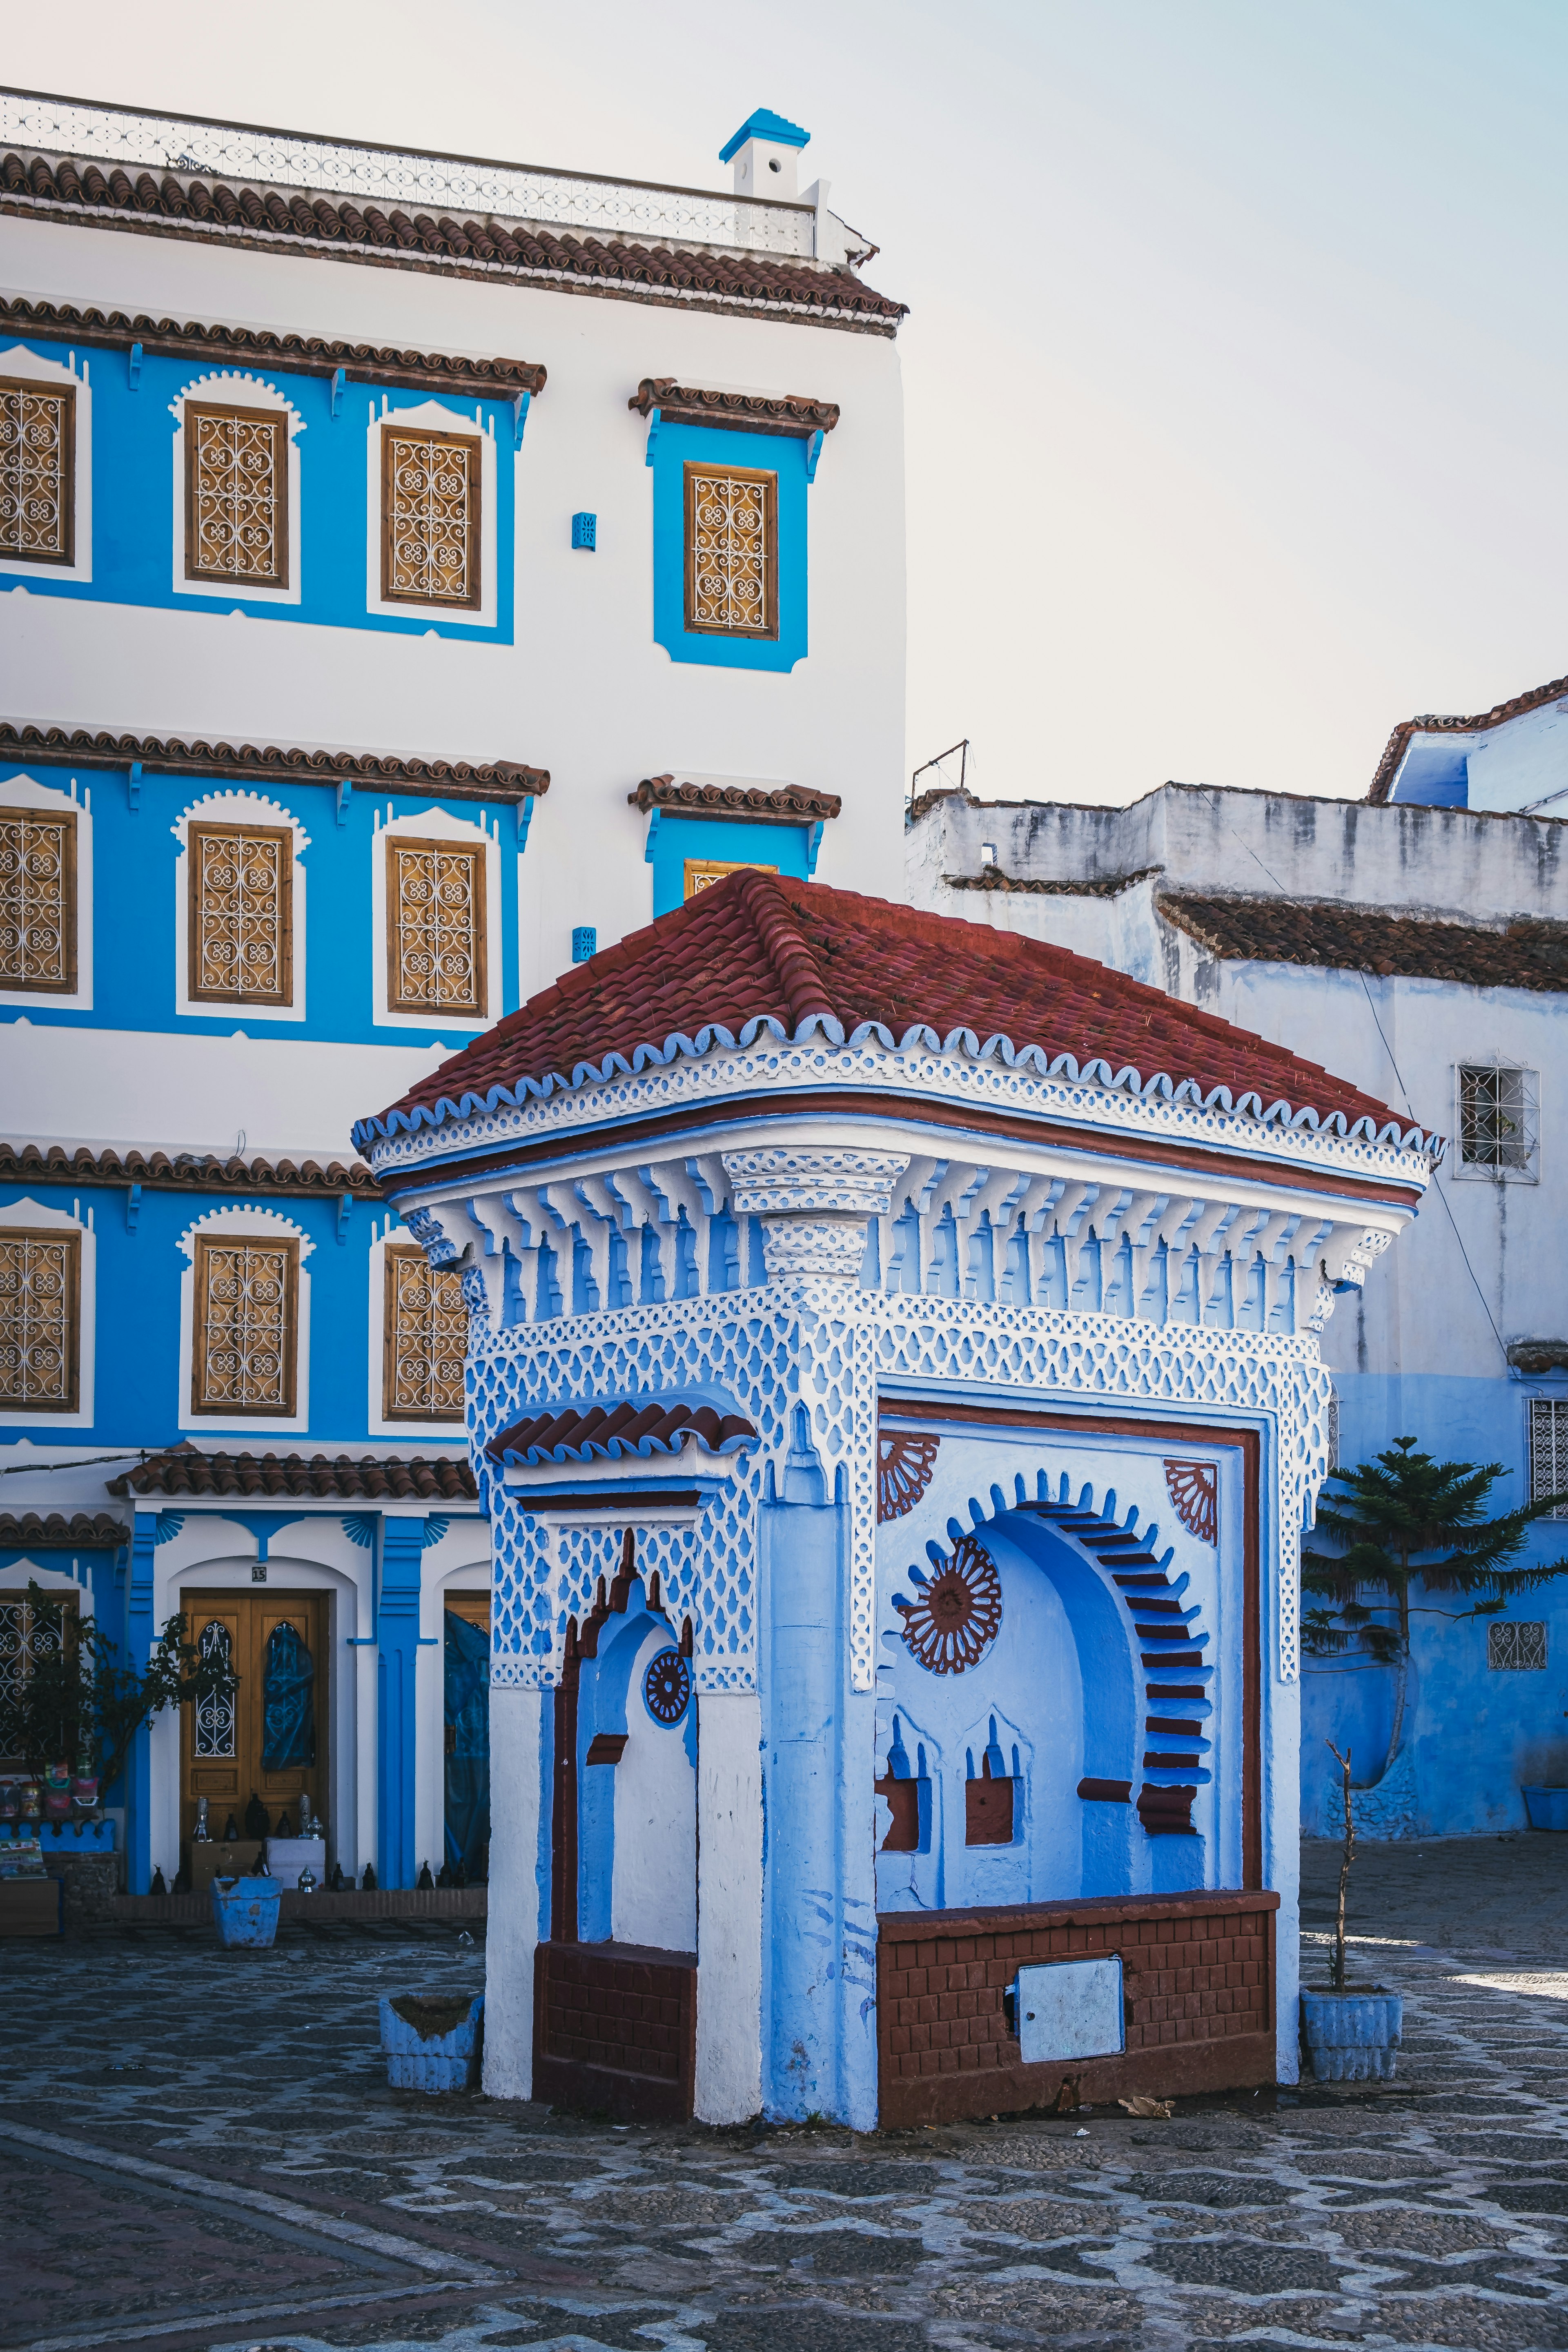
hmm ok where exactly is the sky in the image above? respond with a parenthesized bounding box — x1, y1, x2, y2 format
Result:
(8, 0, 1567, 806)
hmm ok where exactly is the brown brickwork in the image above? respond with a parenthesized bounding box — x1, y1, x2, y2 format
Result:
(533, 1938, 697, 2123)
(876, 1889, 1279, 2127)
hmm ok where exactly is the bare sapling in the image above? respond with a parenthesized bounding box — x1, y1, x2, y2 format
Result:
(1325, 1738, 1354, 1992)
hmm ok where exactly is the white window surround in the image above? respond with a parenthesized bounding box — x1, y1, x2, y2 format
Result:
(0, 1193, 96, 1430)
(0, 1560, 88, 1594)
(364, 395, 498, 631)
(176, 1203, 312, 1437)
(1451, 1059, 1540, 1184)
(364, 1217, 468, 1441)
(171, 788, 309, 1025)
(0, 342, 93, 585)
(0, 769, 93, 1013)
(369, 802, 503, 1035)
(168, 370, 303, 607)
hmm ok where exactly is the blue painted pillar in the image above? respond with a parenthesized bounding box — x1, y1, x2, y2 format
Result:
(125, 1512, 160, 1895)
(377, 1518, 427, 1889)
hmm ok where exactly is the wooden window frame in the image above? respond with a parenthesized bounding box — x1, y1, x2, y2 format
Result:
(0, 802, 78, 994)
(385, 834, 488, 1019)
(382, 1242, 466, 1423)
(380, 423, 482, 610)
(683, 856, 778, 902)
(183, 402, 289, 590)
(191, 1234, 300, 1419)
(683, 461, 778, 640)
(0, 376, 76, 568)
(0, 1225, 81, 1414)
(187, 820, 294, 1008)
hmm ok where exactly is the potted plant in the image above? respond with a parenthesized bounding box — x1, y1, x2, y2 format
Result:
(1300, 1741, 1403, 2081)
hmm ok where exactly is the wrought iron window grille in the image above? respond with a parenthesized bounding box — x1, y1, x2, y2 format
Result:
(1456, 1060, 1539, 1181)
(1488, 1619, 1547, 1670)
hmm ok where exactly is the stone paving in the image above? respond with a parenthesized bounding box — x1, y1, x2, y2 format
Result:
(2, 1835, 1566, 2352)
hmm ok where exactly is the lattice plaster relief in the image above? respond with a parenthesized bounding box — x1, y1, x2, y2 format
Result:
(193, 1236, 296, 1414)
(187, 405, 286, 584)
(190, 823, 290, 1002)
(0, 376, 72, 564)
(468, 1281, 1327, 1697)
(686, 464, 773, 635)
(385, 1243, 467, 1419)
(383, 425, 479, 606)
(0, 802, 74, 991)
(0, 1227, 77, 1409)
(388, 836, 485, 1016)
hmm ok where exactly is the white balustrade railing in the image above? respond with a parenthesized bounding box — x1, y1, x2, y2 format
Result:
(0, 87, 818, 258)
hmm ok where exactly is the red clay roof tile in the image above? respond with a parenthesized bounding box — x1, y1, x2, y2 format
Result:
(358, 872, 1429, 1151)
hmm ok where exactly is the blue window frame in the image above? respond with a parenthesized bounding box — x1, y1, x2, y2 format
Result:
(648, 419, 810, 673)
(646, 812, 817, 918)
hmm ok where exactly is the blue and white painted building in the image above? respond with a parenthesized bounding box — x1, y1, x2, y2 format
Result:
(357, 868, 1434, 2125)
(907, 694, 1568, 1841)
(0, 87, 908, 1893)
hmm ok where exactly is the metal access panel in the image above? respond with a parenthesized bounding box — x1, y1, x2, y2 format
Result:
(1014, 1956, 1125, 2062)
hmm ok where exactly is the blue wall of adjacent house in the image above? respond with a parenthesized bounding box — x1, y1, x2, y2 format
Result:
(0, 1179, 423, 1451)
(3, 337, 516, 641)
(1303, 1369, 1568, 1835)
(0, 760, 521, 1043)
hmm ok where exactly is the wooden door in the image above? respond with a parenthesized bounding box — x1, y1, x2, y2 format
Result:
(180, 1590, 326, 1849)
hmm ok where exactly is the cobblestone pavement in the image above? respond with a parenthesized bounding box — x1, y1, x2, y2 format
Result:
(2, 1835, 1566, 2352)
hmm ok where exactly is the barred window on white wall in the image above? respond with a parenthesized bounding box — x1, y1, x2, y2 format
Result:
(1457, 1062, 1538, 1180)
(0, 377, 74, 566)
(1530, 1398, 1568, 1520)
(684, 463, 776, 637)
(381, 425, 480, 608)
(386, 836, 486, 1017)
(1488, 1621, 1547, 1671)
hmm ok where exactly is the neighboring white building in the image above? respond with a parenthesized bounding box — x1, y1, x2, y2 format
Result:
(0, 87, 908, 1897)
(907, 755, 1568, 1838)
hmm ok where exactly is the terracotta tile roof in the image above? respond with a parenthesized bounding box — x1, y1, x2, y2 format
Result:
(1368, 673, 1568, 802)
(0, 293, 543, 398)
(0, 720, 547, 804)
(1159, 895, 1568, 993)
(488, 1401, 757, 1468)
(630, 776, 841, 826)
(106, 1445, 477, 1501)
(944, 866, 1158, 899)
(356, 870, 1433, 1153)
(628, 379, 839, 436)
(0, 1143, 382, 1198)
(0, 153, 906, 333)
(0, 1512, 127, 1550)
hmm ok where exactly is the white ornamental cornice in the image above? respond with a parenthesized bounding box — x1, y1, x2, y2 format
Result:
(363, 1034, 1438, 1203)
(723, 1146, 909, 1216)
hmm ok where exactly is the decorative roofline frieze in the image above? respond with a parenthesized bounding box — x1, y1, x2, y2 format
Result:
(0, 294, 546, 398)
(630, 775, 842, 826)
(0, 722, 548, 803)
(628, 378, 840, 437)
(722, 1147, 908, 1217)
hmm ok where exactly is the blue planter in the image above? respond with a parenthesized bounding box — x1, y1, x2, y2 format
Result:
(1301, 1986, 1403, 2081)
(211, 1875, 281, 1949)
(379, 1993, 484, 2093)
(1522, 1785, 1568, 1832)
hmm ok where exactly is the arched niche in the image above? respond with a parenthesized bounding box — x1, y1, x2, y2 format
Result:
(572, 1562, 697, 1953)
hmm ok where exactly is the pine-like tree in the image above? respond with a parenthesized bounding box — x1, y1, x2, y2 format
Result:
(1303, 1436, 1568, 1780)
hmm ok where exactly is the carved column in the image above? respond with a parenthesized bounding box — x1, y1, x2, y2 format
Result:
(722, 1147, 909, 1285)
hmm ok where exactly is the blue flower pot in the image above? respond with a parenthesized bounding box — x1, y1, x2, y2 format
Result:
(1301, 1985, 1403, 2081)
(1522, 1785, 1568, 1831)
(211, 1874, 281, 1949)
(379, 1993, 484, 2093)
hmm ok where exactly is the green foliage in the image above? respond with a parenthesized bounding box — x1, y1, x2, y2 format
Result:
(14, 1581, 237, 1797)
(1303, 1435, 1568, 1664)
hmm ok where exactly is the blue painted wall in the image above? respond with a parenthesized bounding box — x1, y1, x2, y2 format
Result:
(1303, 1369, 1568, 1834)
(648, 419, 811, 672)
(5, 336, 516, 641)
(647, 813, 813, 918)
(0, 759, 522, 1043)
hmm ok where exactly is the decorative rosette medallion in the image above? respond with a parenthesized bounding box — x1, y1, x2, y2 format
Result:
(895, 1533, 1003, 1674)
(643, 1647, 692, 1726)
